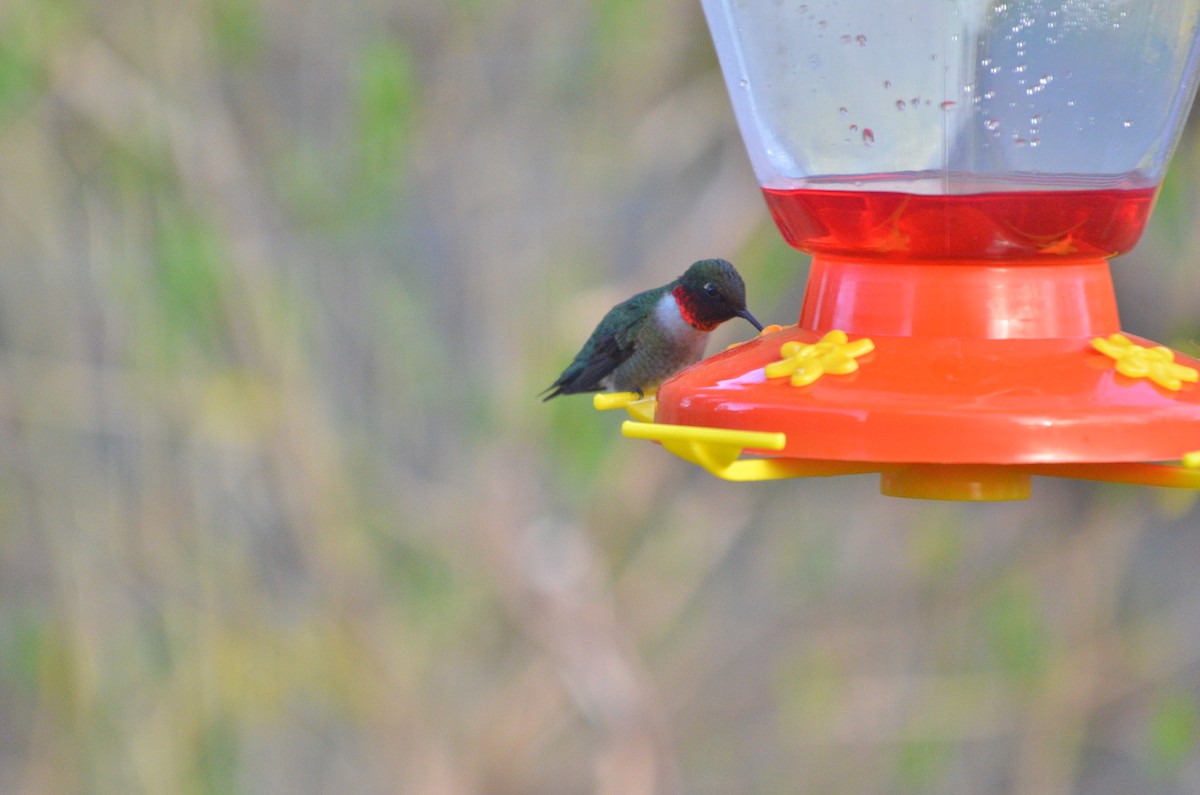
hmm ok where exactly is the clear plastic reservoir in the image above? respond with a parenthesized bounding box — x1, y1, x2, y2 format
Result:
(702, 0, 1200, 191)
(701, 0, 1200, 259)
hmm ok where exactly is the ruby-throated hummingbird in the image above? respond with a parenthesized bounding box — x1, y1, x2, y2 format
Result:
(542, 258, 763, 400)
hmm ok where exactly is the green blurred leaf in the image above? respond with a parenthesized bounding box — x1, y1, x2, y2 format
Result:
(195, 715, 239, 795)
(153, 205, 227, 357)
(773, 649, 843, 741)
(354, 37, 417, 200)
(594, 0, 644, 47)
(0, 0, 85, 123)
(908, 507, 965, 581)
(895, 739, 949, 791)
(388, 540, 457, 617)
(212, 0, 263, 65)
(983, 577, 1048, 683)
(1148, 485, 1198, 521)
(102, 133, 173, 193)
(0, 31, 42, 122)
(1147, 692, 1199, 775)
(0, 613, 45, 690)
(546, 399, 620, 490)
(33, 621, 79, 721)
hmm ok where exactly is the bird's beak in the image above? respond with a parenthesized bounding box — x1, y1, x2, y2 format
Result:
(738, 309, 764, 332)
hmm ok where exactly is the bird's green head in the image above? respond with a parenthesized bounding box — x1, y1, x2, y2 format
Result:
(675, 258, 763, 332)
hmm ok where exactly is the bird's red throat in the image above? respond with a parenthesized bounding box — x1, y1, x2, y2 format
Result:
(671, 285, 720, 331)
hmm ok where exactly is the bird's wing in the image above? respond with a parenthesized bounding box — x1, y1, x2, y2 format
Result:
(542, 296, 650, 399)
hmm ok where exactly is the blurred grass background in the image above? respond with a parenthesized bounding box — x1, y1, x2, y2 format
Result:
(2, 0, 1200, 793)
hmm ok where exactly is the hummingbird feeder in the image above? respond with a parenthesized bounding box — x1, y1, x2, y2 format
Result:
(601, 0, 1200, 500)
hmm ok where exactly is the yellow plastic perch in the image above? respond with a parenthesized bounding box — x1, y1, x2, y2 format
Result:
(619, 420, 878, 482)
(595, 389, 1200, 498)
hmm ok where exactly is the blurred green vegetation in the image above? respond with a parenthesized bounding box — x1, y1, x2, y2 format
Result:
(0, 0, 1198, 793)
(1149, 691, 1200, 776)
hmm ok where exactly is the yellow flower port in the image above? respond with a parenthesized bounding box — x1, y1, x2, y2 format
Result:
(763, 330, 875, 387)
(1092, 333, 1200, 391)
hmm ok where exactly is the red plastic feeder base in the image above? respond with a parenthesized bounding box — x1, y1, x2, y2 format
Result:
(652, 257, 1200, 496)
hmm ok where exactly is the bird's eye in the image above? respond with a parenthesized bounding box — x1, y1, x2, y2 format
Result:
(703, 282, 719, 297)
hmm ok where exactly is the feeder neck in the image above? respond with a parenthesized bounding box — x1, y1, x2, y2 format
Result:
(799, 257, 1120, 340)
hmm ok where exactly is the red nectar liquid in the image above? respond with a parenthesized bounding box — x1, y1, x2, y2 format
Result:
(762, 184, 1158, 261)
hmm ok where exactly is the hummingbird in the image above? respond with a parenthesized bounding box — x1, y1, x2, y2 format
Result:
(542, 258, 763, 400)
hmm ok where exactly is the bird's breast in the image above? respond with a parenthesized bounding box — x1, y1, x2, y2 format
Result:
(648, 291, 708, 364)
(654, 291, 705, 342)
